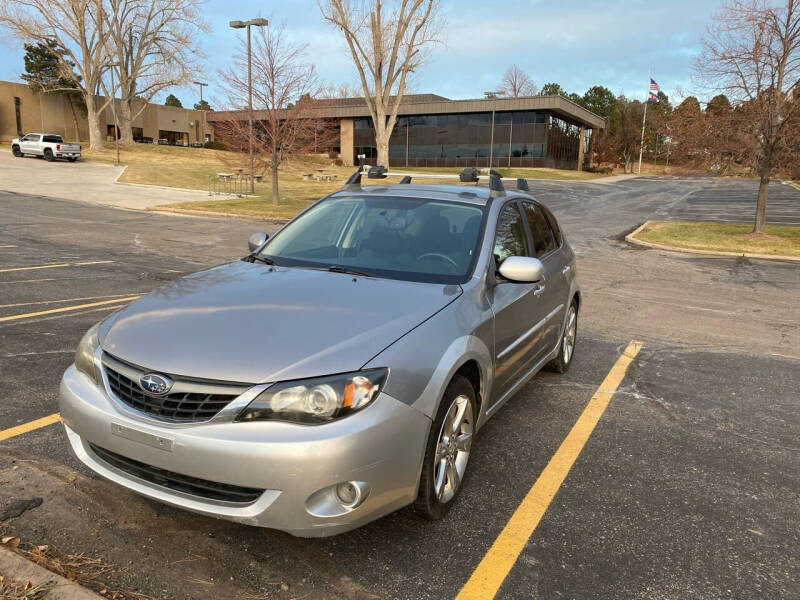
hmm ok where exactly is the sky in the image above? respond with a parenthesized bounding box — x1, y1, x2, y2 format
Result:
(0, 0, 721, 108)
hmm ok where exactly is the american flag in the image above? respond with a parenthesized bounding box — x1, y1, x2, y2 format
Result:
(649, 78, 660, 92)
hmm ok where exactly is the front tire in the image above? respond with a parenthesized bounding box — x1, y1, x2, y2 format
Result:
(545, 300, 578, 374)
(44, 149, 54, 162)
(12, 145, 23, 157)
(413, 375, 476, 520)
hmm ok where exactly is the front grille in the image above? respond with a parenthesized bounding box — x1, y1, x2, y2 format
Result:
(89, 444, 264, 504)
(105, 366, 238, 422)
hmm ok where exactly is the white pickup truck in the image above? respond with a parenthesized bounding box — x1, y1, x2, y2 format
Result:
(11, 133, 81, 162)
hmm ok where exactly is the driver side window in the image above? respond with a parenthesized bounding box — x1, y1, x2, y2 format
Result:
(493, 203, 527, 266)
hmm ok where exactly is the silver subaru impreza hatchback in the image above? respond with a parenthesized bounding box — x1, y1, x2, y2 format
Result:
(60, 171, 580, 537)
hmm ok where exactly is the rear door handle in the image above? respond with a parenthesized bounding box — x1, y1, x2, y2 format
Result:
(562, 265, 571, 276)
(533, 283, 546, 297)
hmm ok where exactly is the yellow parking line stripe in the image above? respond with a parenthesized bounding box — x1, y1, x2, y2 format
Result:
(0, 413, 62, 442)
(0, 260, 113, 273)
(0, 295, 140, 323)
(455, 340, 643, 600)
(0, 293, 143, 309)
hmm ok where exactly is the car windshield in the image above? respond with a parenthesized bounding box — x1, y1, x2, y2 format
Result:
(259, 195, 485, 284)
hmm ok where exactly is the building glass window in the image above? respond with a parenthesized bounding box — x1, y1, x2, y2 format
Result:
(350, 109, 584, 168)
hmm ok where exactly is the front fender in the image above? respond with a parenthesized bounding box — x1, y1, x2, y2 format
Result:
(361, 290, 494, 428)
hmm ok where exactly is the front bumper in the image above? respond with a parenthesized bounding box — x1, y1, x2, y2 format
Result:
(59, 365, 431, 537)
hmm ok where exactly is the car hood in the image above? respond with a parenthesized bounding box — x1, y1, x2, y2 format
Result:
(99, 261, 461, 383)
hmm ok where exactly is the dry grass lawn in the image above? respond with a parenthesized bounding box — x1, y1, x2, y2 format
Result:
(633, 220, 800, 257)
(79, 143, 611, 220)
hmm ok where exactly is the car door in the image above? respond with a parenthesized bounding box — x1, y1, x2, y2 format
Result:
(489, 200, 554, 406)
(22, 134, 40, 155)
(520, 200, 567, 354)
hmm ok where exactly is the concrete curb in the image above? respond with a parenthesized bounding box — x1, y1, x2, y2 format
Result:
(625, 220, 800, 263)
(0, 546, 102, 599)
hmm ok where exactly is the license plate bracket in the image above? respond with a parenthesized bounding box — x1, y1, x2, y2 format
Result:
(110, 421, 174, 452)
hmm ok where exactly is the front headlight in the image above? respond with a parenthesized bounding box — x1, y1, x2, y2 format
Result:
(74, 323, 100, 384)
(236, 369, 388, 424)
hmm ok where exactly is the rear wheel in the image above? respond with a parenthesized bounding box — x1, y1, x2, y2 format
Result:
(44, 149, 54, 162)
(12, 145, 22, 157)
(545, 299, 578, 374)
(414, 375, 475, 520)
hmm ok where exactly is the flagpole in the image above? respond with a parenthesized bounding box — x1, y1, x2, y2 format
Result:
(637, 74, 649, 175)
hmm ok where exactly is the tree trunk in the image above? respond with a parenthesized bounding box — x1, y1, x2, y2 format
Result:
(271, 149, 279, 206)
(753, 172, 769, 234)
(374, 117, 390, 167)
(118, 98, 134, 145)
(84, 93, 105, 151)
(66, 96, 80, 142)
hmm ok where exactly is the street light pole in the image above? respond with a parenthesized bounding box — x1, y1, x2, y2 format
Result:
(484, 90, 505, 169)
(193, 81, 208, 105)
(230, 18, 268, 195)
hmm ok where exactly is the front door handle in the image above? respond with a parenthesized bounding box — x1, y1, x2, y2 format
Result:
(533, 283, 546, 297)
(562, 265, 571, 276)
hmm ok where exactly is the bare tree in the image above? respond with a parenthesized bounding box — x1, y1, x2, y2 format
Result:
(606, 96, 644, 173)
(98, 0, 207, 144)
(499, 64, 537, 97)
(319, 81, 363, 98)
(696, 0, 800, 233)
(0, 0, 113, 149)
(215, 21, 331, 205)
(320, 0, 440, 167)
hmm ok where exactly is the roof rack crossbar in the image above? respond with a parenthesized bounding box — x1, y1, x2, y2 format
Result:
(516, 178, 530, 191)
(399, 175, 412, 184)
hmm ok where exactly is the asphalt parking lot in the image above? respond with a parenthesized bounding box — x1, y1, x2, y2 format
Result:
(666, 178, 800, 225)
(1, 177, 799, 599)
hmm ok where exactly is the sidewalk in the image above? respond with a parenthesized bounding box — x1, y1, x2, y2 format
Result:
(0, 150, 209, 210)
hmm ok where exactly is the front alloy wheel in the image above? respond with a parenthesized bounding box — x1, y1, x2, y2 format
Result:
(545, 300, 578, 373)
(414, 375, 475, 519)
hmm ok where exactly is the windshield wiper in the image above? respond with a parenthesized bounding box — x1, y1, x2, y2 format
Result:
(247, 254, 275, 265)
(327, 265, 372, 277)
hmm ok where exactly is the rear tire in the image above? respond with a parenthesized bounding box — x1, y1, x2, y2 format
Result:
(413, 374, 476, 520)
(44, 149, 54, 162)
(12, 145, 22, 157)
(545, 299, 578, 374)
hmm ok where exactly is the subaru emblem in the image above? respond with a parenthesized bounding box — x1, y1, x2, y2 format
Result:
(139, 373, 173, 395)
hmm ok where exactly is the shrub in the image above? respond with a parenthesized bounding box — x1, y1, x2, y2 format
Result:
(333, 158, 344, 166)
(204, 140, 227, 150)
(327, 149, 339, 159)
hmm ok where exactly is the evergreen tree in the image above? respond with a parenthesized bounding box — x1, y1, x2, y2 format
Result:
(193, 99, 212, 111)
(164, 94, 183, 107)
(21, 39, 84, 139)
(539, 82, 567, 97)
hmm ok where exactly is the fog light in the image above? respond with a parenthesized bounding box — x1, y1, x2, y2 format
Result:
(335, 481, 364, 508)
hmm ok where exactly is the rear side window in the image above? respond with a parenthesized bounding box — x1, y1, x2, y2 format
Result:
(493, 203, 528, 265)
(522, 201, 556, 258)
(43, 135, 63, 143)
(539, 204, 563, 246)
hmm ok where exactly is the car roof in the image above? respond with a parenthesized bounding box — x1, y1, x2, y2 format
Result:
(331, 183, 535, 207)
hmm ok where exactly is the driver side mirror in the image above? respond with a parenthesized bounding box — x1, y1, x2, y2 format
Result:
(248, 232, 268, 252)
(498, 256, 544, 283)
